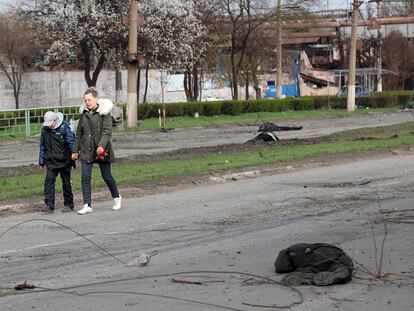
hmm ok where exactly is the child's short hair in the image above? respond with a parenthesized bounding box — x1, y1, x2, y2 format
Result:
(84, 87, 98, 98)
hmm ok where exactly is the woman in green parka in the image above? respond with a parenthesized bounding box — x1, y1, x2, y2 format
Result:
(72, 87, 122, 215)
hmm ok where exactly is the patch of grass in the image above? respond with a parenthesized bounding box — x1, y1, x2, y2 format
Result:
(0, 108, 395, 139)
(0, 132, 413, 202)
(0, 123, 42, 141)
(130, 108, 394, 131)
(328, 122, 414, 140)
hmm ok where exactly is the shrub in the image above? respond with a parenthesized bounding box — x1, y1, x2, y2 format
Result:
(396, 95, 413, 106)
(286, 98, 315, 110)
(202, 102, 222, 116)
(132, 90, 405, 120)
(313, 96, 346, 109)
(165, 103, 184, 117)
(221, 100, 244, 115)
(247, 99, 275, 112)
(138, 103, 160, 119)
(183, 102, 204, 116)
(272, 100, 290, 112)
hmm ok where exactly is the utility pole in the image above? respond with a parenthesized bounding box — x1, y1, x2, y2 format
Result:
(276, 0, 282, 99)
(126, 0, 139, 128)
(376, 0, 382, 92)
(346, 0, 360, 112)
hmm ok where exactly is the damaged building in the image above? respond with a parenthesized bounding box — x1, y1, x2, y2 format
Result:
(260, 10, 414, 98)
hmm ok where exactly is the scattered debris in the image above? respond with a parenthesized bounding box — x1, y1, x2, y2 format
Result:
(378, 209, 414, 224)
(126, 250, 159, 267)
(14, 281, 35, 291)
(242, 277, 274, 286)
(210, 171, 261, 183)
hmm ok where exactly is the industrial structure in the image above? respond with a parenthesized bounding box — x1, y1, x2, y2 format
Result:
(259, 10, 414, 99)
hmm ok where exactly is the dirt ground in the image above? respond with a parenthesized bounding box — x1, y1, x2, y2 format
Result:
(0, 110, 413, 217)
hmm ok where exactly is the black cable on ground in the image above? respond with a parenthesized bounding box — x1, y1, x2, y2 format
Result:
(0, 219, 304, 309)
(7, 271, 304, 310)
(0, 219, 128, 265)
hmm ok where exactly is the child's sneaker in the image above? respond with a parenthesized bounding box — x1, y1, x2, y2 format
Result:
(112, 196, 122, 211)
(78, 204, 92, 215)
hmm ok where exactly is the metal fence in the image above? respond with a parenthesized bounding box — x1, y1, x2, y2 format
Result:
(0, 106, 81, 138)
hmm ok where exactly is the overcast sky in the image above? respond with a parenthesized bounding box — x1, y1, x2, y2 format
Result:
(325, 0, 351, 10)
(0, 0, 15, 10)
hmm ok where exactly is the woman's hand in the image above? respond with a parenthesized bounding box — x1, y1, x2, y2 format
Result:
(96, 146, 105, 155)
(71, 153, 79, 160)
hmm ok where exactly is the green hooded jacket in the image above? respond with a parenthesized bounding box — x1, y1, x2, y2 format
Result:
(73, 98, 115, 163)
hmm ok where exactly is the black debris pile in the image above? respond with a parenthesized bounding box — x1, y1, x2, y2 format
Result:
(274, 243, 353, 286)
(253, 122, 303, 142)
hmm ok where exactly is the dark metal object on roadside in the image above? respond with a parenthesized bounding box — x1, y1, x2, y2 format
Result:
(254, 122, 303, 142)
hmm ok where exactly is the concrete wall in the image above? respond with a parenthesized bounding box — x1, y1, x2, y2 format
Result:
(0, 70, 120, 109)
(0, 69, 235, 110)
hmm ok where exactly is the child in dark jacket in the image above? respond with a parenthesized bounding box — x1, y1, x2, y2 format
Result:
(39, 111, 75, 213)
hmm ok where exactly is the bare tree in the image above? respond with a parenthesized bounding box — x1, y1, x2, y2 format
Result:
(205, 0, 274, 100)
(380, 0, 414, 16)
(205, 0, 319, 100)
(382, 30, 414, 90)
(139, 0, 208, 102)
(0, 13, 38, 109)
(239, 26, 277, 99)
(357, 35, 378, 68)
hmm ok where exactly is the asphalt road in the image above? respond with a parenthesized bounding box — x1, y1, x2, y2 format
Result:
(0, 153, 413, 310)
(0, 110, 412, 168)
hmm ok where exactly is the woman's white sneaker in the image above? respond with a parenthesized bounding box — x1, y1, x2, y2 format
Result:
(78, 204, 92, 215)
(113, 196, 122, 211)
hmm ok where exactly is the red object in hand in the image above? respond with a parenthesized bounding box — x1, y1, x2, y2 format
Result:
(96, 148, 109, 160)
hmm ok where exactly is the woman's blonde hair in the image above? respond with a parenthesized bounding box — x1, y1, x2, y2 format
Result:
(84, 87, 99, 98)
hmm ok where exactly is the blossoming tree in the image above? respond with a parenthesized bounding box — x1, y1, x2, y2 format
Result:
(139, 0, 208, 102)
(29, 0, 128, 87)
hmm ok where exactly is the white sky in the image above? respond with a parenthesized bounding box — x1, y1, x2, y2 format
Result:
(0, 0, 15, 10)
(325, 0, 351, 10)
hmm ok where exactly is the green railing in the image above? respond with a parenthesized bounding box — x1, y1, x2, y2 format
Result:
(0, 106, 80, 138)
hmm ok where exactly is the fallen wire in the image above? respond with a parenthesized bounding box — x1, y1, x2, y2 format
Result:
(171, 278, 204, 285)
(0, 219, 128, 265)
(64, 290, 247, 311)
(5, 271, 304, 310)
(379, 209, 414, 214)
(17, 286, 246, 311)
(0, 219, 305, 309)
